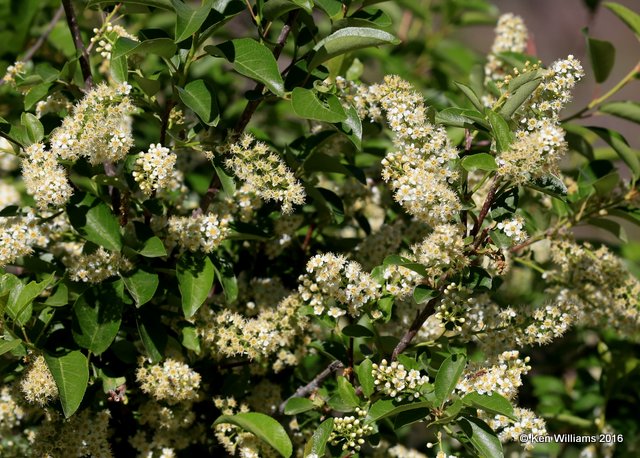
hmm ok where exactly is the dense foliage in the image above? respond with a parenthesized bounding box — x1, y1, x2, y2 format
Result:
(1, 0, 639, 456)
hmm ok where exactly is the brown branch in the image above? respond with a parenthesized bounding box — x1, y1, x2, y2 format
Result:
(62, 0, 93, 88)
(391, 292, 443, 361)
(199, 11, 299, 213)
(470, 175, 500, 238)
(278, 360, 344, 413)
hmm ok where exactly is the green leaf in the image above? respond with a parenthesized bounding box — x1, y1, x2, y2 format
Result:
(122, 268, 159, 307)
(137, 236, 167, 257)
(176, 252, 214, 318)
(455, 81, 484, 111)
(263, 0, 312, 20)
(435, 107, 488, 129)
(111, 37, 178, 60)
(462, 392, 516, 420)
(87, 0, 173, 10)
(177, 79, 220, 126)
(0, 339, 22, 356)
(584, 30, 615, 83)
(309, 27, 400, 70)
(315, 0, 342, 17)
(413, 285, 436, 304)
(214, 412, 293, 458)
(587, 127, 640, 179)
(212, 255, 238, 303)
(21, 113, 44, 144)
(339, 103, 363, 150)
(291, 88, 346, 123)
(486, 110, 513, 153)
(356, 359, 375, 398)
(303, 418, 334, 457)
(213, 163, 237, 196)
(207, 38, 285, 96)
(337, 376, 360, 408)
(72, 282, 124, 354)
(383, 254, 429, 277)
(67, 194, 123, 251)
(181, 325, 201, 353)
(367, 399, 433, 422)
(499, 78, 541, 118)
(588, 217, 628, 242)
(507, 69, 542, 93)
(458, 416, 504, 458)
(110, 55, 128, 83)
(6, 274, 54, 325)
(173, 0, 213, 42)
(283, 397, 315, 415)
(24, 82, 52, 111)
(527, 173, 568, 198)
(137, 311, 167, 363)
(341, 324, 374, 337)
(461, 153, 498, 172)
(434, 353, 466, 407)
(604, 2, 640, 40)
(44, 351, 89, 418)
(599, 101, 640, 124)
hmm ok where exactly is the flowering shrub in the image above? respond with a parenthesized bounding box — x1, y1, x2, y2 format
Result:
(1, 0, 639, 457)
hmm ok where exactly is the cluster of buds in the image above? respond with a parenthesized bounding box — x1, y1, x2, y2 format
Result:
(329, 407, 373, 453)
(372, 359, 429, 401)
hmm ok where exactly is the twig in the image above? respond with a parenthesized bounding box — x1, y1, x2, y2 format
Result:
(470, 175, 500, 238)
(62, 0, 93, 88)
(391, 291, 444, 361)
(278, 360, 344, 413)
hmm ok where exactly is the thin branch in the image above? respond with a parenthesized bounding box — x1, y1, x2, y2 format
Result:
(391, 291, 444, 361)
(62, 0, 93, 88)
(470, 175, 500, 238)
(278, 360, 344, 413)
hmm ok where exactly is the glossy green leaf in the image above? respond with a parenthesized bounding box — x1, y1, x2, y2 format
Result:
(207, 38, 285, 96)
(413, 285, 436, 304)
(357, 358, 375, 398)
(383, 254, 429, 277)
(214, 412, 293, 457)
(291, 88, 346, 123)
(337, 376, 360, 408)
(507, 69, 542, 92)
(6, 274, 54, 325)
(111, 37, 177, 60)
(499, 78, 541, 118)
(458, 416, 504, 458)
(24, 82, 52, 110)
(176, 252, 214, 318)
(455, 81, 484, 111)
(584, 31, 615, 83)
(303, 418, 334, 457)
(339, 103, 363, 150)
(435, 107, 488, 129)
(342, 324, 374, 337)
(173, 0, 213, 42)
(212, 254, 239, 303)
(110, 55, 128, 83)
(309, 27, 400, 70)
(283, 397, 315, 415)
(486, 111, 513, 153)
(599, 101, 640, 123)
(604, 2, 640, 40)
(461, 153, 498, 172)
(462, 392, 516, 419)
(367, 398, 433, 422)
(315, 0, 342, 17)
(177, 79, 220, 126)
(0, 339, 22, 356)
(44, 351, 89, 418)
(137, 311, 167, 363)
(263, 0, 312, 20)
(67, 194, 123, 251)
(181, 325, 201, 353)
(72, 282, 125, 354)
(137, 236, 167, 257)
(122, 268, 159, 307)
(434, 353, 466, 407)
(21, 113, 44, 144)
(45, 283, 68, 307)
(528, 174, 568, 198)
(588, 126, 640, 179)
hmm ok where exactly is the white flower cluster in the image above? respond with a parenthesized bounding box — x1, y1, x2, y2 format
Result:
(133, 143, 177, 196)
(372, 359, 429, 401)
(225, 134, 305, 214)
(329, 408, 373, 453)
(167, 212, 231, 253)
(338, 75, 461, 227)
(381, 264, 423, 302)
(0, 210, 44, 266)
(388, 444, 428, 458)
(0, 386, 25, 432)
(65, 246, 133, 283)
(20, 355, 58, 406)
(484, 14, 529, 84)
(298, 253, 381, 318)
(49, 82, 134, 164)
(21, 143, 74, 208)
(412, 224, 467, 280)
(91, 22, 138, 60)
(456, 350, 531, 399)
(484, 407, 547, 451)
(2, 61, 26, 86)
(136, 359, 201, 404)
(496, 216, 527, 243)
(35, 93, 73, 118)
(533, 55, 585, 118)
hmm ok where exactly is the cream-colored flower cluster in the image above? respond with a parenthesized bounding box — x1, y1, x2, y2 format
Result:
(381, 264, 423, 302)
(21, 143, 74, 208)
(484, 14, 528, 85)
(372, 359, 429, 401)
(338, 75, 460, 227)
(531, 55, 585, 118)
(91, 22, 138, 60)
(456, 350, 531, 399)
(0, 210, 44, 267)
(136, 359, 201, 403)
(2, 61, 26, 86)
(412, 224, 467, 280)
(166, 212, 231, 253)
(20, 355, 58, 406)
(484, 407, 547, 451)
(35, 93, 73, 118)
(329, 407, 373, 453)
(65, 246, 132, 283)
(387, 444, 428, 458)
(31, 409, 112, 457)
(298, 253, 381, 318)
(133, 143, 177, 196)
(198, 294, 306, 366)
(49, 82, 134, 164)
(0, 386, 25, 432)
(496, 216, 527, 243)
(225, 133, 305, 214)
(547, 240, 640, 340)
